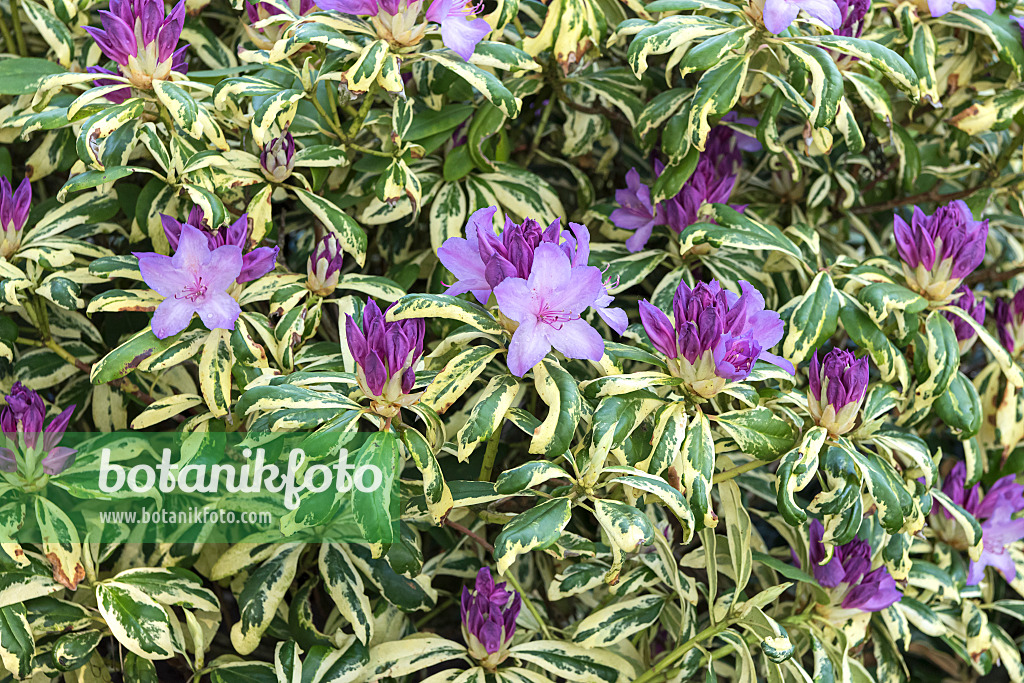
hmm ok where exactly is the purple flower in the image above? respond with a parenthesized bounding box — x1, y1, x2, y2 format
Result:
(893, 200, 988, 301)
(161, 209, 278, 283)
(84, 0, 189, 90)
(494, 243, 607, 376)
(610, 126, 746, 253)
(638, 279, 794, 398)
(808, 348, 869, 436)
(834, 0, 869, 36)
(804, 519, 902, 611)
(940, 462, 1024, 585)
(0, 383, 76, 477)
(1014, 16, 1024, 45)
(307, 233, 344, 296)
(345, 299, 425, 416)
(944, 285, 985, 353)
(996, 289, 1024, 356)
(260, 132, 296, 183)
(926, 0, 994, 16)
(461, 567, 521, 668)
(317, 0, 489, 60)
(0, 176, 31, 259)
(760, 0, 842, 34)
(438, 208, 627, 337)
(135, 225, 243, 339)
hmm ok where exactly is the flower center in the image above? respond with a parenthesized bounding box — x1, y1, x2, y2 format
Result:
(537, 304, 578, 329)
(176, 276, 208, 303)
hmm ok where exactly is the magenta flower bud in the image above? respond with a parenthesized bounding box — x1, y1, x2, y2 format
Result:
(802, 520, 902, 612)
(307, 233, 344, 296)
(893, 200, 988, 301)
(639, 279, 793, 398)
(996, 290, 1024, 356)
(807, 348, 869, 436)
(835, 0, 869, 36)
(259, 132, 296, 183)
(85, 0, 190, 91)
(0, 383, 77, 478)
(161, 211, 278, 284)
(461, 567, 521, 669)
(944, 284, 985, 354)
(344, 299, 424, 416)
(0, 177, 31, 259)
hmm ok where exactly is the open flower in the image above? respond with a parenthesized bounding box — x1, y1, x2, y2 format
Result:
(925, 0, 993, 17)
(161, 209, 278, 283)
(461, 567, 521, 670)
(135, 225, 243, 338)
(757, 0, 842, 34)
(996, 289, 1024, 356)
(494, 243, 607, 376)
(307, 233, 344, 296)
(260, 132, 296, 183)
(893, 200, 988, 301)
(944, 284, 985, 354)
(0, 383, 76, 477)
(808, 348, 869, 436)
(345, 299, 425, 417)
(84, 0, 189, 91)
(438, 208, 627, 336)
(803, 519, 902, 612)
(639, 279, 793, 398)
(318, 0, 489, 59)
(940, 461, 1024, 585)
(0, 176, 31, 259)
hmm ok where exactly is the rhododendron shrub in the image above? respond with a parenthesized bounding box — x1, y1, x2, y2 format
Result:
(0, 0, 1022, 678)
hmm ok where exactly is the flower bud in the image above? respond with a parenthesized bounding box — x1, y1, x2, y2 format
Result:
(807, 348, 869, 436)
(344, 299, 424, 417)
(84, 0, 189, 90)
(307, 234, 344, 296)
(996, 290, 1024, 356)
(893, 200, 988, 301)
(0, 177, 31, 259)
(943, 284, 985, 354)
(0, 383, 76, 478)
(461, 567, 521, 670)
(260, 132, 296, 183)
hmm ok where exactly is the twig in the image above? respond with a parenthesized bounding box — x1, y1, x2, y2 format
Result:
(964, 264, 1024, 286)
(10, 0, 26, 56)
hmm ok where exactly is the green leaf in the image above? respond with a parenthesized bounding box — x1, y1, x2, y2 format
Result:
(386, 293, 503, 335)
(0, 57, 66, 94)
(572, 596, 665, 648)
(781, 271, 840, 365)
(153, 80, 201, 137)
(933, 372, 982, 437)
(293, 188, 368, 266)
(714, 407, 796, 460)
(0, 604, 33, 678)
(422, 50, 522, 117)
(493, 497, 573, 574)
(529, 359, 583, 457)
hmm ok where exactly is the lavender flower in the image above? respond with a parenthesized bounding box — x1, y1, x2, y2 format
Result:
(638, 279, 794, 398)
(438, 207, 627, 339)
(804, 519, 902, 612)
(758, 0, 842, 34)
(834, 0, 869, 37)
(307, 233, 344, 296)
(135, 225, 243, 339)
(926, 0, 993, 16)
(893, 200, 988, 301)
(494, 243, 607, 376)
(611, 126, 746, 253)
(161, 208, 278, 283)
(84, 0, 189, 91)
(940, 462, 1024, 584)
(1014, 16, 1024, 45)
(317, 0, 489, 60)
(944, 285, 985, 354)
(461, 567, 521, 669)
(259, 132, 296, 183)
(345, 299, 425, 417)
(995, 289, 1024, 356)
(807, 348, 869, 436)
(0, 383, 76, 477)
(0, 176, 31, 259)
(244, 0, 316, 49)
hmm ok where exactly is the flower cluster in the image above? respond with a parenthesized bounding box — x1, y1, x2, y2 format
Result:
(461, 567, 521, 670)
(995, 288, 1024, 356)
(260, 132, 296, 183)
(802, 519, 903, 613)
(439, 208, 626, 376)
(938, 462, 1024, 585)
(161, 208, 279, 284)
(307, 233, 345, 296)
(0, 176, 31, 259)
(0, 383, 76, 478)
(639, 279, 793, 398)
(319, 0, 489, 60)
(944, 284, 985, 354)
(345, 299, 425, 417)
(807, 348, 869, 436)
(85, 0, 189, 96)
(611, 123, 754, 252)
(893, 200, 988, 301)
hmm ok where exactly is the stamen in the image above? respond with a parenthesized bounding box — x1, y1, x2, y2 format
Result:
(175, 275, 208, 303)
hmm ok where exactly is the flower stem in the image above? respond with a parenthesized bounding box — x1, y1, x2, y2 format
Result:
(524, 95, 555, 167)
(504, 572, 552, 639)
(347, 83, 378, 139)
(9, 0, 26, 56)
(712, 458, 765, 484)
(479, 429, 501, 482)
(634, 617, 740, 683)
(0, 8, 15, 54)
